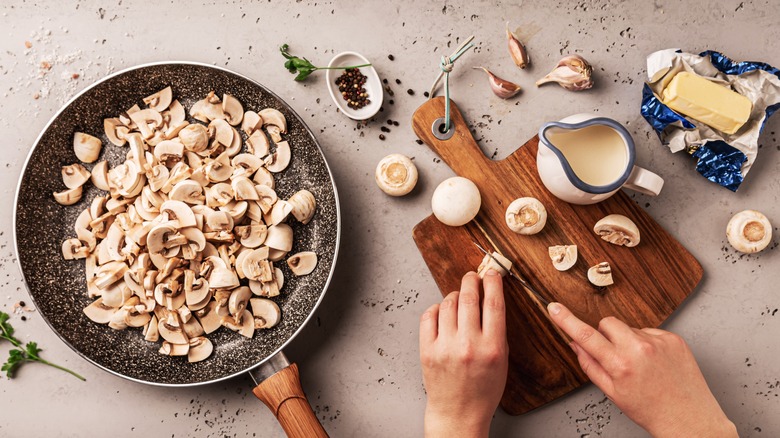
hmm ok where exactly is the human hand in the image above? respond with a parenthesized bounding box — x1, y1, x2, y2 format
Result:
(547, 302, 737, 438)
(419, 271, 508, 438)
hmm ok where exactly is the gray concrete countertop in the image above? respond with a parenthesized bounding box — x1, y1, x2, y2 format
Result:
(1, 0, 778, 436)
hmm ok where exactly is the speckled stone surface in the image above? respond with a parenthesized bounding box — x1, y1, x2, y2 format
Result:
(15, 63, 340, 385)
(1, 1, 779, 437)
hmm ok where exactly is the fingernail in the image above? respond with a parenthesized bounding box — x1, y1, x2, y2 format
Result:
(548, 302, 561, 315)
(486, 269, 499, 276)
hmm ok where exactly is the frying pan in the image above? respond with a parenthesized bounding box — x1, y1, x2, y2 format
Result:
(13, 62, 340, 437)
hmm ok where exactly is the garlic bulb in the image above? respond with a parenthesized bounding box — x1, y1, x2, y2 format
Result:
(506, 22, 530, 68)
(474, 67, 522, 99)
(726, 210, 772, 254)
(536, 54, 594, 91)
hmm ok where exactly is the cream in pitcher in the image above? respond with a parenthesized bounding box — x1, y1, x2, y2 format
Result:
(537, 114, 664, 205)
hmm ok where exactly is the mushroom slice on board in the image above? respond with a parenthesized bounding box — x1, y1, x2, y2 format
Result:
(477, 252, 512, 278)
(250, 298, 281, 329)
(726, 210, 772, 254)
(588, 262, 614, 287)
(593, 214, 640, 247)
(287, 251, 317, 276)
(73, 132, 102, 163)
(548, 245, 577, 271)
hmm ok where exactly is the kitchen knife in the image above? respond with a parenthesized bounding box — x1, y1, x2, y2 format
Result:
(473, 241, 551, 307)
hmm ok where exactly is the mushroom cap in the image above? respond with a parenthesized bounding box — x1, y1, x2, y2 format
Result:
(726, 210, 772, 254)
(375, 154, 418, 196)
(187, 336, 214, 363)
(506, 197, 547, 235)
(250, 298, 281, 329)
(287, 251, 318, 276)
(477, 252, 511, 278)
(548, 245, 578, 271)
(431, 177, 481, 227)
(587, 262, 614, 287)
(288, 190, 316, 224)
(179, 123, 210, 152)
(53, 186, 83, 206)
(143, 86, 173, 112)
(266, 141, 291, 173)
(593, 214, 640, 247)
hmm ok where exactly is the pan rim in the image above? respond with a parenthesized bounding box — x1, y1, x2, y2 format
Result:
(12, 60, 342, 387)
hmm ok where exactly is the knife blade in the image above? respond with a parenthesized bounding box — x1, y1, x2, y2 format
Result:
(473, 241, 550, 307)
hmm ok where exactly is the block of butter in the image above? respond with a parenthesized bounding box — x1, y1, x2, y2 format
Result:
(661, 71, 752, 135)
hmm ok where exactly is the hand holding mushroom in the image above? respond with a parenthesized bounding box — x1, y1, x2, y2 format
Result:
(546, 302, 737, 438)
(419, 271, 508, 438)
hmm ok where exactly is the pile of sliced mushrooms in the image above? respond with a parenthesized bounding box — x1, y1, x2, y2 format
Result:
(55, 86, 319, 363)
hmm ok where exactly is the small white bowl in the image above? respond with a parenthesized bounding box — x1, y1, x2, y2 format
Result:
(326, 51, 382, 120)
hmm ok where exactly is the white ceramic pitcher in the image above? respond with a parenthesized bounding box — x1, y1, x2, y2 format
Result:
(537, 114, 664, 205)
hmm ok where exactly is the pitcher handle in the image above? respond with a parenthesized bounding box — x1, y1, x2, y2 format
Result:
(623, 166, 664, 196)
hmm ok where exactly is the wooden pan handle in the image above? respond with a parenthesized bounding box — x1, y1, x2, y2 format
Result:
(252, 363, 328, 438)
(411, 96, 491, 176)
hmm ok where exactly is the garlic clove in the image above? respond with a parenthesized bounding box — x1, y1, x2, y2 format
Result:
(536, 54, 594, 91)
(506, 22, 530, 69)
(726, 210, 772, 254)
(474, 67, 522, 99)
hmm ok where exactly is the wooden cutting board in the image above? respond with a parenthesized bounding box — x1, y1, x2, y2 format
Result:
(411, 97, 703, 416)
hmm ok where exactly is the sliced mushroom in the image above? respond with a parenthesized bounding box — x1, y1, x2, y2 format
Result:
(375, 154, 418, 196)
(53, 186, 83, 206)
(167, 100, 186, 126)
(235, 224, 267, 248)
(232, 154, 264, 178)
(195, 301, 222, 334)
(159, 341, 189, 356)
(267, 200, 293, 226)
(593, 214, 640, 247)
(255, 184, 278, 213)
(506, 197, 547, 235)
(548, 245, 578, 271)
(222, 309, 254, 338)
(61, 163, 91, 189)
(232, 176, 259, 201)
(253, 167, 275, 189)
(726, 210, 772, 254)
(209, 118, 234, 147)
(250, 298, 281, 329)
(242, 248, 274, 282)
(187, 336, 213, 363)
(143, 86, 173, 112)
(160, 162, 192, 194)
(588, 262, 614, 287)
(91, 161, 110, 191)
(206, 152, 232, 182)
(241, 110, 263, 135)
(144, 314, 160, 342)
(265, 141, 291, 173)
(153, 140, 185, 167)
(179, 123, 210, 153)
(477, 252, 512, 278)
(287, 251, 317, 276)
(206, 183, 234, 208)
(158, 313, 188, 344)
(129, 108, 163, 139)
(247, 130, 270, 157)
(62, 238, 90, 260)
(259, 108, 287, 135)
(104, 118, 128, 147)
(83, 297, 117, 324)
(228, 286, 252, 323)
(160, 200, 197, 228)
(222, 94, 244, 126)
(285, 190, 315, 225)
(209, 266, 240, 289)
(73, 132, 102, 163)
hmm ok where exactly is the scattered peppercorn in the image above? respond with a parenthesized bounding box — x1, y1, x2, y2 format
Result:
(388, 54, 395, 61)
(335, 68, 370, 110)
(389, 99, 394, 105)
(381, 126, 390, 132)
(407, 89, 415, 95)
(20, 316, 27, 321)
(379, 134, 386, 140)
(423, 91, 430, 98)
(19, 301, 25, 307)
(386, 120, 393, 125)
(415, 139, 424, 145)
(395, 79, 401, 85)
(393, 121, 399, 126)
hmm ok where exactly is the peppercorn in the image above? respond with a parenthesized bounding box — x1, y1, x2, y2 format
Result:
(379, 134, 386, 140)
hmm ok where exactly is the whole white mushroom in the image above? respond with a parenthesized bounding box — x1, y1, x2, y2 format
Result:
(431, 177, 481, 227)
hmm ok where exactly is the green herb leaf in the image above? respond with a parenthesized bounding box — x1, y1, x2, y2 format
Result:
(0, 311, 15, 340)
(279, 44, 372, 81)
(2, 349, 25, 378)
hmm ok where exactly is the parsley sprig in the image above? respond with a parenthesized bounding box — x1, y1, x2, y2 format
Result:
(280, 44, 371, 81)
(0, 311, 85, 381)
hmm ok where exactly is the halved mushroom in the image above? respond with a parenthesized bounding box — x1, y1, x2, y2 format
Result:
(168, 180, 204, 205)
(153, 140, 185, 167)
(265, 141, 291, 173)
(62, 163, 91, 189)
(104, 118, 128, 147)
(159, 313, 188, 344)
(159, 341, 189, 356)
(206, 183, 234, 208)
(206, 152, 232, 182)
(179, 123, 209, 153)
(209, 118, 234, 147)
(91, 161, 110, 191)
(267, 200, 293, 226)
(195, 301, 222, 334)
(205, 210, 234, 232)
(247, 130, 270, 157)
(160, 200, 197, 228)
(232, 177, 259, 201)
(225, 127, 242, 157)
(167, 100, 185, 126)
(548, 245, 577, 271)
(146, 164, 170, 192)
(287, 251, 317, 276)
(250, 298, 281, 329)
(144, 314, 160, 342)
(288, 190, 316, 224)
(588, 262, 614, 287)
(259, 108, 287, 136)
(241, 110, 263, 135)
(242, 248, 274, 282)
(102, 282, 133, 308)
(222, 94, 244, 126)
(129, 108, 163, 139)
(593, 214, 640, 247)
(83, 297, 117, 323)
(53, 186, 83, 205)
(228, 286, 252, 323)
(726, 210, 772, 254)
(143, 86, 173, 112)
(265, 224, 293, 252)
(255, 184, 278, 213)
(73, 132, 102, 163)
(125, 305, 152, 328)
(506, 197, 547, 235)
(222, 309, 254, 338)
(187, 336, 213, 363)
(232, 154, 264, 178)
(209, 266, 240, 289)
(203, 91, 226, 121)
(477, 252, 512, 278)
(235, 224, 267, 248)
(253, 167, 275, 189)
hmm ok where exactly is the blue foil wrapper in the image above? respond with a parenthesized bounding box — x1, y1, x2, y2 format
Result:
(641, 50, 780, 191)
(692, 141, 747, 192)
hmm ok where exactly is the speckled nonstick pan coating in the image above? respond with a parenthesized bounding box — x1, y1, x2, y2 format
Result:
(13, 62, 340, 386)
